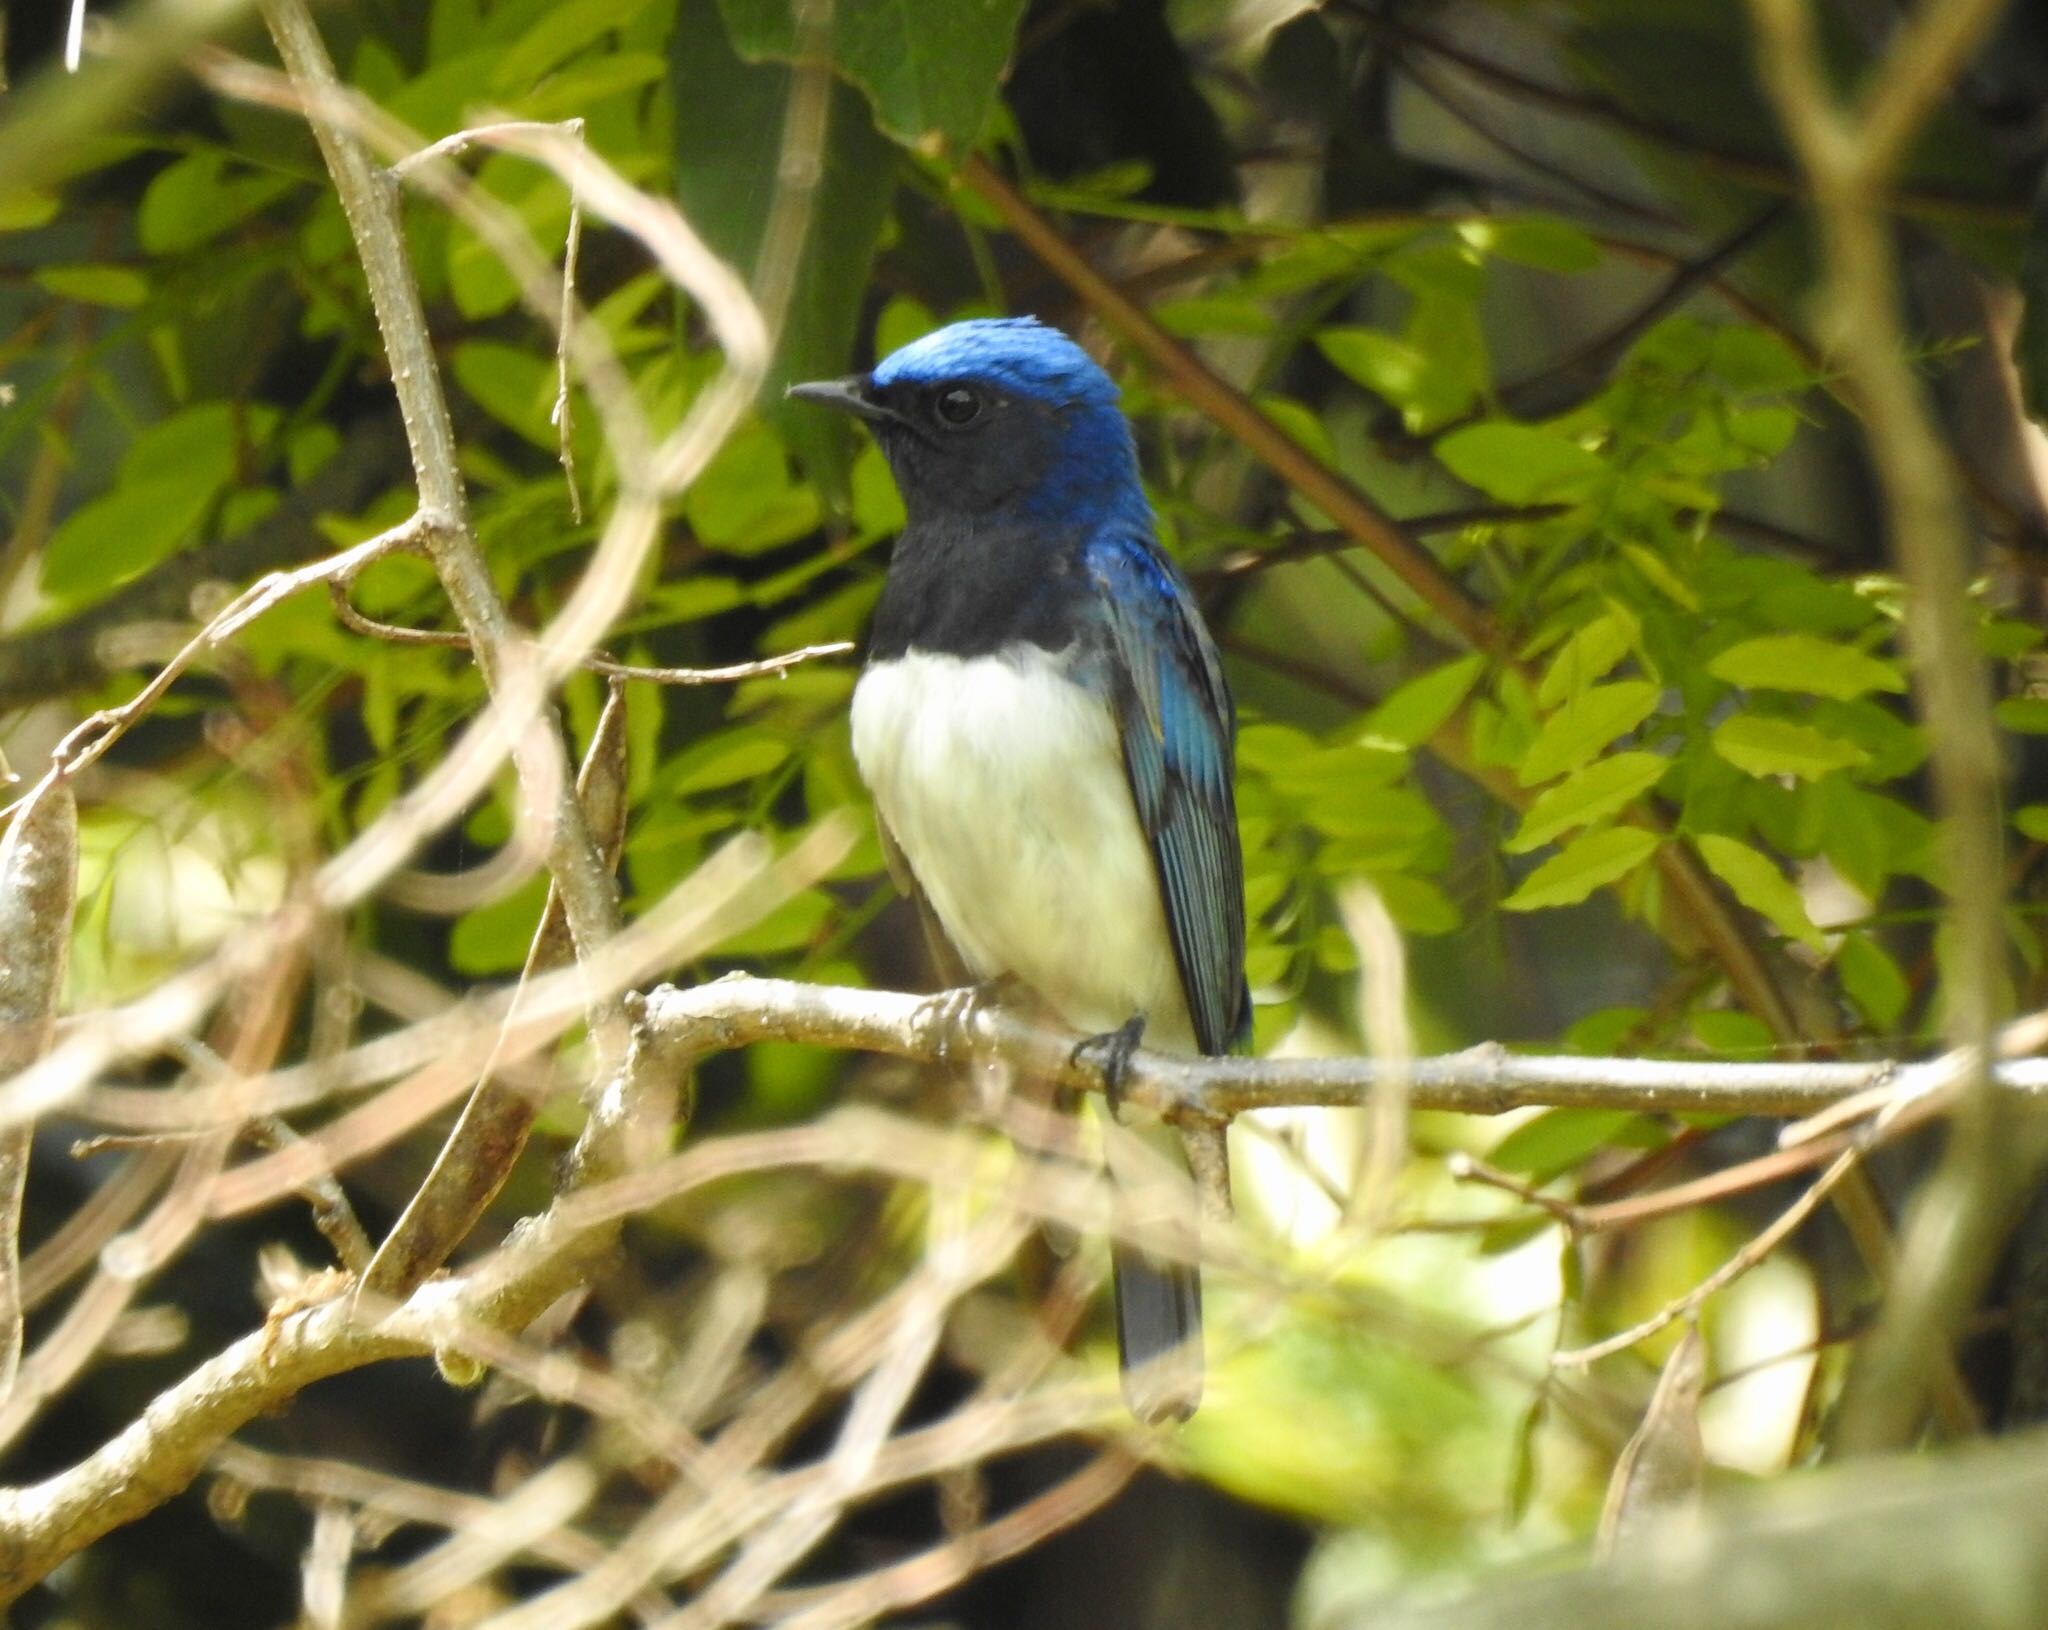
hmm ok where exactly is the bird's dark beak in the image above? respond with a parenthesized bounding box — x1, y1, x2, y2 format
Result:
(785, 375, 897, 425)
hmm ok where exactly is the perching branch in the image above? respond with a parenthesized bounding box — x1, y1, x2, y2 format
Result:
(635, 976, 2048, 1125)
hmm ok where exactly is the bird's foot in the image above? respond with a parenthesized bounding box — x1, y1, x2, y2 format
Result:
(1072, 1016, 1147, 1118)
(916, 977, 1010, 1067)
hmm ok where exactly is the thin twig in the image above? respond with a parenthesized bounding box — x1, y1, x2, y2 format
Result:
(326, 582, 852, 685)
(256, 0, 627, 1056)
(1555, 1146, 1865, 1367)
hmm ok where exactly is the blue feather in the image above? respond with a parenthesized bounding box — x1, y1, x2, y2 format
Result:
(1084, 528, 1250, 1056)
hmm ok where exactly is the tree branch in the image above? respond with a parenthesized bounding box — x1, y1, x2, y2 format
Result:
(256, 0, 624, 1027)
(637, 977, 2048, 1124)
(3, 963, 2043, 1599)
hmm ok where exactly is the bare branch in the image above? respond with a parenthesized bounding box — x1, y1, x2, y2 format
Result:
(326, 583, 852, 687)
(636, 977, 2048, 1124)
(253, 0, 629, 1072)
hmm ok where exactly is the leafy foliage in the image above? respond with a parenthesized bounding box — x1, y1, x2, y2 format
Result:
(4, 0, 2048, 1623)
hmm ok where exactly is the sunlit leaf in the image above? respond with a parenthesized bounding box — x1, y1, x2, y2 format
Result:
(1711, 714, 1870, 780)
(1363, 654, 1485, 749)
(1436, 421, 1608, 505)
(1706, 633, 1905, 700)
(1536, 608, 1639, 708)
(1694, 833, 1822, 949)
(1517, 680, 1661, 786)
(1503, 827, 1660, 911)
(1507, 751, 1671, 853)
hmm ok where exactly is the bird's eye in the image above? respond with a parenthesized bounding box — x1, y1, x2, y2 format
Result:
(934, 386, 982, 427)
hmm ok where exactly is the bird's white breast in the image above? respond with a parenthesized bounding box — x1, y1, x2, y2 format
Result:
(852, 645, 1192, 1047)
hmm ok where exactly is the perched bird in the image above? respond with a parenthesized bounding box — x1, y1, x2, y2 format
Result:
(790, 317, 1249, 1423)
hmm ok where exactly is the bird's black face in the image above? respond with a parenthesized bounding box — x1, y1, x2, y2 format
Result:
(788, 373, 1067, 522)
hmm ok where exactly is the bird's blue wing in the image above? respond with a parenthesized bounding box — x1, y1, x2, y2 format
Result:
(1084, 529, 1249, 1056)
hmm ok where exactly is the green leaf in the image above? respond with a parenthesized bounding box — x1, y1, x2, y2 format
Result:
(1810, 779, 1936, 895)
(40, 402, 260, 604)
(489, 0, 656, 92)
(1838, 931, 1909, 1030)
(1536, 608, 1638, 708)
(1996, 697, 2048, 734)
(1506, 751, 1671, 853)
(1458, 216, 1601, 272)
(2017, 804, 2048, 844)
(42, 476, 216, 602)
(1308, 786, 1445, 871)
(1711, 714, 1870, 780)
(675, 0, 899, 490)
(1690, 1009, 1778, 1056)
(1490, 1108, 1645, 1181)
(1706, 634, 1905, 700)
(1435, 421, 1607, 505)
(451, 875, 548, 975)
(137, 150, 292, 254)
(717, 0, 1029, 150)
(450, 342, 557, 447)
(34, 265, 150, 307)
(1366, 873, 1461, 936)
(1708, 325, 1809, 393)
(0, 189, 61, 231)
(122, 401, 259, 488)
(1362, 654, 1484, 748)
(1517, 680, 1661, 786)
(1694, 833, 1822, 950)
(1503, 827, 1660, 911)
(1621, 541, 1701, 610)
(1981, 617, 2046, 659)
(1317, 327, 1433, 417)
(666, 728, 790, 793)
(684, 421, 823, 552)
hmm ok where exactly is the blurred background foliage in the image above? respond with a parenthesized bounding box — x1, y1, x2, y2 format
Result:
(3, 0, 2048, 1624)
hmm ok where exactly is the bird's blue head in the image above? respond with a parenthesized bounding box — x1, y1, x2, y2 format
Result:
(788, 318, 1144, 529)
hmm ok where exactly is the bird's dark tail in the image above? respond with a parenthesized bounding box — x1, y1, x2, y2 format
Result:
(1105, 1117, 1205, 1423)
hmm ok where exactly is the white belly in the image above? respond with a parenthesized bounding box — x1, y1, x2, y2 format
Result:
(852, 646, 1192, 1046)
